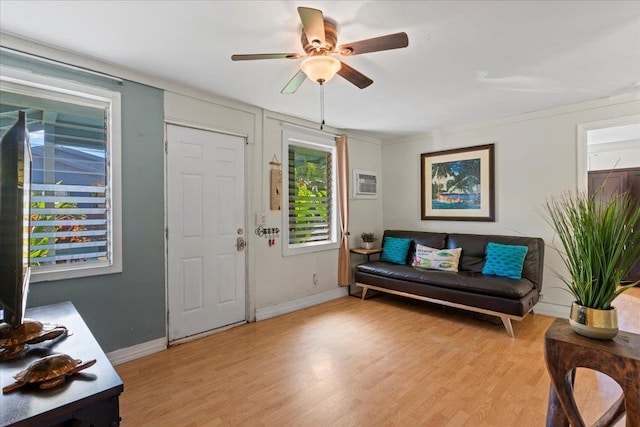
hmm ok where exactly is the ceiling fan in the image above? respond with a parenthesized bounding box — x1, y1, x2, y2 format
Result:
(231, 7, 409, 94)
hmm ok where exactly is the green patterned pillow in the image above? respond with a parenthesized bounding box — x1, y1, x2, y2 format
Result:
(380, 236, 412, 264)
(412, 244, 462, 272)
(482, 242, 528, 279)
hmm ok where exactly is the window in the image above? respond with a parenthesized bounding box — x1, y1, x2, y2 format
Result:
(282, 126, 338, 255)
(0, 67, 121, 281)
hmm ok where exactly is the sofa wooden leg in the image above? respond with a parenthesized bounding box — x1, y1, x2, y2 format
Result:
(361, 287, 368, 300)
(501, 317, 515, 337)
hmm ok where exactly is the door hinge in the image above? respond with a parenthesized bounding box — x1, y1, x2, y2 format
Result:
(165, 228, 169, 239)
(164, 140, 168, 154)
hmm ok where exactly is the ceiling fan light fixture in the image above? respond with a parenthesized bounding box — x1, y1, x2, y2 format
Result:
(300, 56, 341, 83)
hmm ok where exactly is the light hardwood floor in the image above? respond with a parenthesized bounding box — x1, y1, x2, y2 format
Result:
(116, 287, 640, 426)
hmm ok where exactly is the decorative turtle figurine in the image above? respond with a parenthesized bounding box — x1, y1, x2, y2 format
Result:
(2, 353, 96, 393)
(0, 319, 68, 361)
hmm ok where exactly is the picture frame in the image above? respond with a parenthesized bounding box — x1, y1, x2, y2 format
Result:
(421, 143, 495, 221)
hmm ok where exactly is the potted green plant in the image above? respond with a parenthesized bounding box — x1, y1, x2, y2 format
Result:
(360, 232, 378, 250)
(542, 190, 640, 339)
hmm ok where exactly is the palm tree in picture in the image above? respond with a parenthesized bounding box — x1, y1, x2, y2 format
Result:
(431, 162, 453, 200)
(458, 159, 481, 206)
(447, 173, 470, 202)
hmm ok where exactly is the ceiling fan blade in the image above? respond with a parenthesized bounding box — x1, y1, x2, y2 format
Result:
(281, 70, 307, 94)
(338, 32, 409, 56)
(337, 62, 373, 89)
(231, 53, 304, 61)
(298, 7, 325, 46)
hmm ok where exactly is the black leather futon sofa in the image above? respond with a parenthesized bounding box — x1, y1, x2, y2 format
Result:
(354, 230, 545, 337)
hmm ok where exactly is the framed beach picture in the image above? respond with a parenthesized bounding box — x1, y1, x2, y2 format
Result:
(421, 144, 495, 221)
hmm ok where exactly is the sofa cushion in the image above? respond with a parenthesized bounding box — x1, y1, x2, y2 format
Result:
(380, 236, 412, 264)
(384, 230, 447, 264)
(356, 261, 534, 299)
(446, 233, 544, 289)
(412, 245, 462, 272)
(446, 234, 488, 273)
(482, 242, 529, 280)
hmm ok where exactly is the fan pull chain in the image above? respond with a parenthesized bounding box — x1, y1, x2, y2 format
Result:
(320, 81, 325, 130)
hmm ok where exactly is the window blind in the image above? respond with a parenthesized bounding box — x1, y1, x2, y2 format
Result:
(0, 93, 109, 267)
(288, 145, 332, 245)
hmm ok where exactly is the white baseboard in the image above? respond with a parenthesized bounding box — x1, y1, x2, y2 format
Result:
(256, 287, 349, 321)
(534, 301, 570, 319)
(107, 337, 167, 366)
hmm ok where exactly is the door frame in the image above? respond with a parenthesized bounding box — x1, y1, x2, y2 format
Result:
(576, 114, 640, 191)
(577, 115, 640, 285)
(163, 120, 250, 345)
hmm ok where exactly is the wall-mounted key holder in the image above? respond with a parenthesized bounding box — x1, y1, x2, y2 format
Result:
(255, 226, 280, 247)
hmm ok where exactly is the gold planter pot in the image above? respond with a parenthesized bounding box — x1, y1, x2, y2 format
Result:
(569, 302, 618, 340)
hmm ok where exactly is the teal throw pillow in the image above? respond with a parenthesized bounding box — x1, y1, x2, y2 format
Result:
(482, 242, 529, 280)
(380, 236, 412, 265)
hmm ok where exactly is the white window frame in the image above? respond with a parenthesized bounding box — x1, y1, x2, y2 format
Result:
(0, 66, 122, 282)
(282, 125, 339, 256)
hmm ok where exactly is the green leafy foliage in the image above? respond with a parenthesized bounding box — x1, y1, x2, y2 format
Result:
(294, 182, 327, 216)
(290, 158, 329, 244)
(30, 183, 89, 265)
(360, 232, 377, 242)
(30, 199, 52, 263)
(542, 190, 640, 309)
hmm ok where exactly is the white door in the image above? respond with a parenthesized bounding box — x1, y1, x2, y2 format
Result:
(167, 125, 245, 342)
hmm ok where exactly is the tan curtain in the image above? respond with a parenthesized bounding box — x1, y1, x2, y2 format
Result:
(336, 134, 351, 286)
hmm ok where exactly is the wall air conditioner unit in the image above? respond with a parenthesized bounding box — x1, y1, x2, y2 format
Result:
(352, 169, 378, 199)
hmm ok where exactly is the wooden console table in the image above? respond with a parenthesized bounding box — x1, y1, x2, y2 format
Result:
(544, 318, 639, 427)
(0, 302, 123, 427)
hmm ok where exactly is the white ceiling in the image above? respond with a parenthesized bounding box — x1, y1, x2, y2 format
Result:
(1, 1, 639, 140)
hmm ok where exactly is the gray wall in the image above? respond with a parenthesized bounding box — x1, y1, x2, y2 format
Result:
(1, 52, 166, 352)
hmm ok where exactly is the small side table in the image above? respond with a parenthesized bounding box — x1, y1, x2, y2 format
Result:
(349, 247, 382, 297)
(350, 247, 382, 262)
(544, 318, 640, 427)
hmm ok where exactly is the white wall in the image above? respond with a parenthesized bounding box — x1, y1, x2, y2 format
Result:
(381, 94, 640, 317)
(349, 135, 385, 242)
(255, 111, 383, 310)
